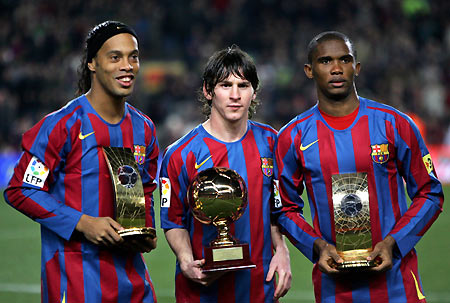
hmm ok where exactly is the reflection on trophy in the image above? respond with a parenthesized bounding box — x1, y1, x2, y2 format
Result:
(187, 167, 256, 272)
(103, 147, 156, 243)
(332, 172, 376, 270)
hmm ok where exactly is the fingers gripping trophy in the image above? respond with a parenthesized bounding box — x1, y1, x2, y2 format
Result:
(187, 167, 256, 272)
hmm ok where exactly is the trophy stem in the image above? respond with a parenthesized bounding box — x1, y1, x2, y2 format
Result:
(211, 221, 236, 246)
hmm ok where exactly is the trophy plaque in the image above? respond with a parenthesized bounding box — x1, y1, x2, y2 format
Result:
(103, 147, 156, 242)
(332, 172, 376, 270)
(187, 167, 256, 272)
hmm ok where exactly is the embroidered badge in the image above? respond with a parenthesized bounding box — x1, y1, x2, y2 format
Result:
(134, 145, 146, 165)
(160, 177, 171, 207)
(23, 156, 50, 188)
(422, 153, 433, 174)
(371, 144, 389, 164)
(261, 157, 274, 177)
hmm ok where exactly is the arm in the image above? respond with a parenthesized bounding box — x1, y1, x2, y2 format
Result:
(164, 228, 221, 286)
(266, 224, 292, 300)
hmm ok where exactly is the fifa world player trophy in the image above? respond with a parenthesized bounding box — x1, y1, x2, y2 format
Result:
(187, 167, 256, 272)
(102, 147, 156, 244)
(332, 172, 377, 270)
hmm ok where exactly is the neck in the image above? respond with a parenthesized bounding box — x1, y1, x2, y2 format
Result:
(202, 117, 248, 143)
(318, 89, 359, 117)
(85, 88, 126, 124)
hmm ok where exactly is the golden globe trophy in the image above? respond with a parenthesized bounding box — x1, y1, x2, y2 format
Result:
(102, 147, 156, 243)
(332, 172, 376, 270)
(187, 167, 256, 272)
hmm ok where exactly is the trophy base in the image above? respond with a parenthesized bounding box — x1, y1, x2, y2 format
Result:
(203, 243, 256, 272)
(337, 249, 377, 270)
(118, 227, 156, 240)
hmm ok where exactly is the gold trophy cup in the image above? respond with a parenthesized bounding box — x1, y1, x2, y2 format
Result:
(187, 167, 256, 272)
(103, 147, 156, 242)
(332, 172, 376, 270)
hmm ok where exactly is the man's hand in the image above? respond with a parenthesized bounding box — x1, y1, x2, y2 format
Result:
(179, 258, 223, 286)
(314, 238, 343, 275)
(367, 235, 395, 272)
(266, 245, 292, 300)
(75, 214, 124, 246)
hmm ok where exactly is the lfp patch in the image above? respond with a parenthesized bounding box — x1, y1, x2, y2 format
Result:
(160, 177, 171, 207)
(261, 157, 274, 177)
(371, 144, 389, 164)
(23, 156, 49, 188)
(134, 145, 146, 165)
(273, 180, 282, 208)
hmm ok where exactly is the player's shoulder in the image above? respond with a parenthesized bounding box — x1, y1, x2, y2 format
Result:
(126, 103, 156, 128)
(249, 120, 278, 136)
(278, 105, 317, 136)
(163, 125, 203, 158)
(361, 97, 411, 122)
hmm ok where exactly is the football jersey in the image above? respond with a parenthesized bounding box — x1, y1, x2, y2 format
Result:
(273, 97, 443, 303)
(160, 121, 277, 303)
(4, 95, 159, 303)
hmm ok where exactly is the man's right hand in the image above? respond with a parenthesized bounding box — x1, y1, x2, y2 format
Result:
(179, 259, 223, 286)
(75, 214, 124, 246)
(314, 238, 343, 275)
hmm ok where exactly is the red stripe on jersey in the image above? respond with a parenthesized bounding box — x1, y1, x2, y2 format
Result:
(143, 255, 158, 301)
(99, 250, 118, 303)
(126, 256, 145, 303)
(44, 115, 71, 170)
(385, 120, 401, 221)
(242, 129, 266, 302)
(64, 121, 83, 212)
(399, 250, 426, 303)
(90, 114, 114, 218)
(121, 113, 134, 148)
(167, 135, 197, 225)
(312, 264, 322, 303)
(65, 244, 85, 302)
(335, 279, 353, 303)
(45, 251, 61, 302)
(176, 273, 201, 303)
(317, 120, 338, 242)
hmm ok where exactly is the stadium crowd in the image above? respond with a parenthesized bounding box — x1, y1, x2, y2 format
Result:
(1, 0, 449, 151)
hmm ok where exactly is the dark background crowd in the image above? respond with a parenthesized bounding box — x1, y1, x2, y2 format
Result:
(1, 0, 449, 151)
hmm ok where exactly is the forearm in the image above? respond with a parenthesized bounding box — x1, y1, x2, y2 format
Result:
(271, 224, 289, 253)
(164, 228, 195, 264)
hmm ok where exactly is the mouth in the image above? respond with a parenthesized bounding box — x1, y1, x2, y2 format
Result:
(329, 78, 346, 88)
(116, 75, 134, 87)
(228, 104, 242, 110)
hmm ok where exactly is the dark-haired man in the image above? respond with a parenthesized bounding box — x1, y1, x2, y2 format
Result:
(160, 45, 291, 302)
(4, 21, 159, 302)
(273, 31, 443, 302)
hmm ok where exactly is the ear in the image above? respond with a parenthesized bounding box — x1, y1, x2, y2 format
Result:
(355, 62, 361, 76)
(202, 84, 213, 101)
(87, 59, 96, 72)
(304, 64, 313, 79)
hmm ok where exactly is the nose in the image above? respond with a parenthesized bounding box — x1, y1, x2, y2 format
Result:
(230, 84, 240, 100)
(120, 58, 133, 71)
(330, 60, 343, 74)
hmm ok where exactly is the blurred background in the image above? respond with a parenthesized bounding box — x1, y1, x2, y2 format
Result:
(1, 0, 449, 302)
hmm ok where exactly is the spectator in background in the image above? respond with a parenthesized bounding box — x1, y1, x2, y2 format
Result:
(3, 21, 159, 302)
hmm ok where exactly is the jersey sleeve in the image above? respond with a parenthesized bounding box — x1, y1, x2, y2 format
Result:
(273, 124, 321, 262)
(388, 113, 444, 257)
(159, 146, 190, 230)
(3, 115, 83, 240)
(142, 120, 160, 229)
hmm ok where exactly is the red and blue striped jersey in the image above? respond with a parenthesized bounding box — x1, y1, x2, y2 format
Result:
(4, 95, 159, 303)
(160, 121, 277, 303)
(274, 97, 444, 303)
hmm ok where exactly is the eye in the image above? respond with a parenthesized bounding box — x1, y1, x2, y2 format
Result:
(111, 55, 120, 62)
(238, 82, 250, 88)
(319, 58, 330, 64)
(131, 54, 139, 62)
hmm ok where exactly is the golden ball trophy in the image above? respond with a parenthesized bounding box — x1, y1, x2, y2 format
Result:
(103, 147, 156, 243)
(187, 167, 256, 272)
(332, 172, 377, 270)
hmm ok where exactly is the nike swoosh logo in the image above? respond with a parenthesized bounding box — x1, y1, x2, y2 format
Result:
(300, 139, 319, 151)
(411, 271, 426, 300)
(194, 155, 212, 170)
(78, 131, 95, 140)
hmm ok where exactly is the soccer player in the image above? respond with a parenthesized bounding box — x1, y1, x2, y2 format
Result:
(159, 45, 292, 302)
(273, 31, 444, 302)
(3, 21, 159, 302)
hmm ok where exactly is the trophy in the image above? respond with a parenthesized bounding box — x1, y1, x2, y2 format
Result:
(187, 167, 256, 272)
(332, 172, 376, 270)
(102, 147, 156, 242)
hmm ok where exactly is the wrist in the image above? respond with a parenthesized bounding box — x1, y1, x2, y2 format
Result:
(313, 238, 328, 254)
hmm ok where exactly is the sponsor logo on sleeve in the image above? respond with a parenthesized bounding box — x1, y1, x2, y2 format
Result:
(23, 156, 49, 188)
(160, 177, 171, 207)
(422, 153, 433, 174)
(273, 179, 282, 208)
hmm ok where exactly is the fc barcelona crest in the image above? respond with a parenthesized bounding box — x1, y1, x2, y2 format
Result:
(371, 144, 389, 164)
(261, 158, 274, 177)
(134, 145, 146, 165)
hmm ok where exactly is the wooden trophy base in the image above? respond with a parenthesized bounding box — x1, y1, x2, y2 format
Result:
(203, 243, 256, 272)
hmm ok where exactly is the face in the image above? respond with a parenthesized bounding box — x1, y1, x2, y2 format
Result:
(204, 73, 256, 124)
(88, 33, 139, 99)
(304, 39, 360, 101)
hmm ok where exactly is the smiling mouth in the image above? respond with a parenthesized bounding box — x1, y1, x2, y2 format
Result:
(116, 75, 134, 87)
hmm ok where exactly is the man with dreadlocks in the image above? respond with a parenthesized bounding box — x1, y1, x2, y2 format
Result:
(4, 21, 159, 302)
(159, 45, 292, 303)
